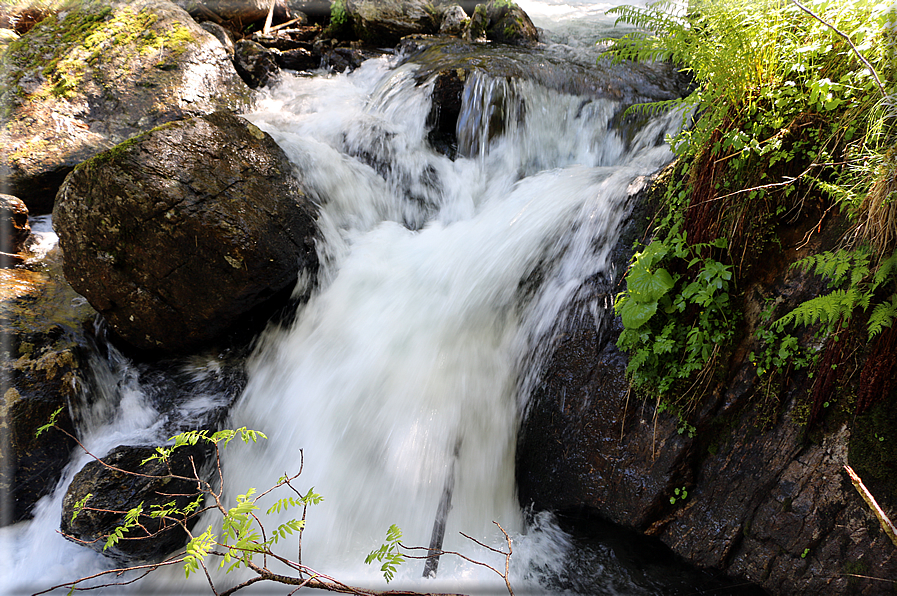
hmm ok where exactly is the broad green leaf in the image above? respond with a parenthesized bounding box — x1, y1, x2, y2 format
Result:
(620, 298, 658, 329)
(627, 262, 675, 302)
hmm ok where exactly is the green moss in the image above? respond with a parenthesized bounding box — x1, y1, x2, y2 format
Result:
(3, 0, 196, 102)
(848, 395, 897, 511)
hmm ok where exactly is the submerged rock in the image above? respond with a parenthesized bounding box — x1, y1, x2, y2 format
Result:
(53, 111, 319, 353)
(0, 0, 251, 213)
(61, 443, 210, 562)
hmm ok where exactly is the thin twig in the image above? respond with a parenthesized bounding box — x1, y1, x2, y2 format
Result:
(789, 0, 888, 99)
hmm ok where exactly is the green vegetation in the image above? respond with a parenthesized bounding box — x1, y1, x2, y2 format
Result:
(329, 0, 348, 26)
(34, 416, 517, 595)
(607, 0, 897, 430)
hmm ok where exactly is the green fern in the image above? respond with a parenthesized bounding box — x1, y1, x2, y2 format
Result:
(867, 295, 897, 339)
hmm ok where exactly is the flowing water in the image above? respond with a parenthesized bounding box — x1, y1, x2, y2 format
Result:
(1, 4, 754, 595)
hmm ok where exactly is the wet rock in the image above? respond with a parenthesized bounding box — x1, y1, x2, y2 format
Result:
(200, 21, 235, 56)
(61, 443, 210, 562)
(464, 3, 488, 42)
(53, 111, 319, 353)
(427, 68, 465, 157)
(438, 5, 467, 36)
(474, 0, 539, 46)
(234, 39, 281, 88)
(517, 172, 897, 594)
(0, 0, 251, 214)
(278, 46, 319, 71)
(1, 194, 30, 257)
(348, 0, 439, 46)
(0, 250, 96, 526)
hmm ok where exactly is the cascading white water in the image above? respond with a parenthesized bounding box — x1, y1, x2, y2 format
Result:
(1, 7, 690, 595)
(192, 56, 680, 594)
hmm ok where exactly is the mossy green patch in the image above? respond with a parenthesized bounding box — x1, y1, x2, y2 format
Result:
(848, 395, 897, 511)
(1, 0, 197, 104)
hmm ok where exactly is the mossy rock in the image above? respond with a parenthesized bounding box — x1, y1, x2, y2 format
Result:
(0, 0, 251, 213)
(848, 395, 897, 512)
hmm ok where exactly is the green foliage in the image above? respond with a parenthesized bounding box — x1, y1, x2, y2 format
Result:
(330, 0, 347, 26)
(104, 503, 143, 551)
(749, 300, 819, 379)
(772, 248, 897, 341)
(616, 224, 736, 397)
(669, 486, 688, 505)
(184, 526, 216, 579)
(365, 524, 405, 583)
(34, 405, 64, 437)
(607, 0, 896, 412)
(603, 0, 894, 243)
(70, 493, 92, 523)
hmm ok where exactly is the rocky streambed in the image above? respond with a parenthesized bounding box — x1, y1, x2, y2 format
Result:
(1, 1, 895, 594)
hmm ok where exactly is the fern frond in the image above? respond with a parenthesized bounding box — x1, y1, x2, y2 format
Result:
(867, 294, 897, 339)
(773, 288, 862, 332)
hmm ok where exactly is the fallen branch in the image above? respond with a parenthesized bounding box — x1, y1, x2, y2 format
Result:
(844, 465, 897, 548)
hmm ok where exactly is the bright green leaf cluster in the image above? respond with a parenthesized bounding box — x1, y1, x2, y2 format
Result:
(365, 524, 405, 583)
(616, 225, 736, 397)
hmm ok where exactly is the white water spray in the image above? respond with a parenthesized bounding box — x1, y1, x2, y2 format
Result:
(1, 23, 685, 596)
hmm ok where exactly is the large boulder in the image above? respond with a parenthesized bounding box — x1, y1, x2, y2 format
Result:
(464, 1, 538, 46)
(348, 0, 441, 46)
(0, 250, 95, 526)
(53, 111, 319, 353)
(517, 180, 897, 595)
(0, 0, 251, 214)
(61, 444, 210, 562)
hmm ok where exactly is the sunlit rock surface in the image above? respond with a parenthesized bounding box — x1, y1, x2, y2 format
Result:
(0, 0, 251, 213)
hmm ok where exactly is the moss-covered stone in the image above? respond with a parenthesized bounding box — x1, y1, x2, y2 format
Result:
(0, 0, 251, 213)
(848, 396, 897, 512)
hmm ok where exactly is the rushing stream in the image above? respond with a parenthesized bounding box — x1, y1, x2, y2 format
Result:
(1, 2, 761, 595)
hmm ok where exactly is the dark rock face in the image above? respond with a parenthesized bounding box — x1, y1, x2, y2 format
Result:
(61, 444, 210, 562)
(234, 39, 281, 88)
(0, 251, 95, 526)
(53, 111, 319, 353)
(517, 179, 897, 594)
(1, 194, 30, 255)
(518, 332, 695, 529)
(0, 0, 251, 214)
(349, 0, 440, 46)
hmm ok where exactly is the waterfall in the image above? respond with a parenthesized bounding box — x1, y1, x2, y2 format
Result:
(1, 9, 690, 595)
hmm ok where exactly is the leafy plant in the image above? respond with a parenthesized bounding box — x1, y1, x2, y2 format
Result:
(365, 524, 406, 583)
(330, 0, 347, 26)
(615, 223, 736, 399)
(773, 248, 897, 341)
(669, 486, 688, 505)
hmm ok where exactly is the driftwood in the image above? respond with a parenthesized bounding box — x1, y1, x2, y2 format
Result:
(844, 465, 897, 548)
